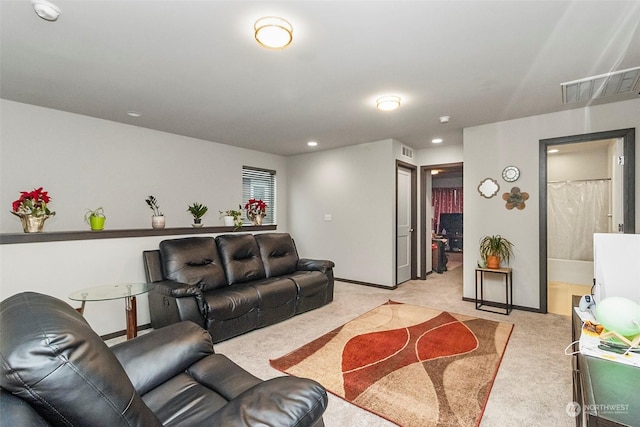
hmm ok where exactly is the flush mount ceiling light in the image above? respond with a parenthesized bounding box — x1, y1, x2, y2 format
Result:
(127, 111, 142, 117)
(31, 0, 60, 21)
(376, 96, 401, 111)
(432, 138, 443, 144)
(254, 16, 293, 49)
(307, 141, 318, 147)
(561, 66, 640, 104)
(439, 116, 451, 123)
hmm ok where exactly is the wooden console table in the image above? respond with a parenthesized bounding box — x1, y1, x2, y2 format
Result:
(475, 267, 512, 315)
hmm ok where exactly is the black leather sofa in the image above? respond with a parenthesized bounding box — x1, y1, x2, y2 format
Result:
(0, 292, 328, 427)
(144, 233, 335, 343)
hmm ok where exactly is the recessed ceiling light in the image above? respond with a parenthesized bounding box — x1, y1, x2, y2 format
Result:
(376, 96, 401, 111)
(439, 116, 451, 123)
(127, 111, 142, 117)
(307, 141, 318, 147)
(548, 148, 559, 153)
(432, 138, 443, 144)
(254, 16, 293, 49)
(31, 0, 60, 21)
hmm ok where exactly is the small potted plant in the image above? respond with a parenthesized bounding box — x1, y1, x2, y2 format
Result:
(145, 195, 165, 229)
(479, 234, 514, 269)
(84, 207, 106, 231)
(220, 206, 243, 230)
(187, 202, 208, 227)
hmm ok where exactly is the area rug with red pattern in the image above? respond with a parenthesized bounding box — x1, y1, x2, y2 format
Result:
(270, 300, 513, 427)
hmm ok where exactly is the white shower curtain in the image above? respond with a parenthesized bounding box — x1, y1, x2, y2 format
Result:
(547, 180, 610, 261)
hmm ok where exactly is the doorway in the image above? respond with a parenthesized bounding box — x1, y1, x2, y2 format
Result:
(420, 162, 463, 279)
(539, 128, 635, 314)
(396, 161, 417, 285)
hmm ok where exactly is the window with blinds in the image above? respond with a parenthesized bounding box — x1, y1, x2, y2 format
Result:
(242, 166, 276, 225)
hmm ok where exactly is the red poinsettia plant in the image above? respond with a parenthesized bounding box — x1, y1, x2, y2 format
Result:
(244, 198, 267, 217)
(11, 187, 55, 217)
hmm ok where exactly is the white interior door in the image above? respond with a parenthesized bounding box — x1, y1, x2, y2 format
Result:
(397, 167, 412, 284)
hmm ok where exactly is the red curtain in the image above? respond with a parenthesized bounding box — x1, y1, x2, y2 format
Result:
(432, 187, 463, 233)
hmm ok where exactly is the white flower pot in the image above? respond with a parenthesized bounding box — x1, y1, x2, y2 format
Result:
(223, 216, 235, 227)
(152, 215, 165, 229)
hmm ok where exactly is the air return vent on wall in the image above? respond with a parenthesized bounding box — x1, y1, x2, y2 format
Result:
(401, 146, 413, 159)
(561, 66, 640, 104)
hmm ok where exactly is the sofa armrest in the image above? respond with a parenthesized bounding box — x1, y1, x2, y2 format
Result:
(0, 389, 51, 427)
(297, 258, 335, 274)
(210, 376, 328, 427)
(111, 321, 214, 396)
(152, 279, 202, 298)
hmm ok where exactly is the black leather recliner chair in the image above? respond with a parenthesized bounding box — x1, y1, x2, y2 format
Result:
(144, 233, 335, 343)
(0, 292, 328, 427)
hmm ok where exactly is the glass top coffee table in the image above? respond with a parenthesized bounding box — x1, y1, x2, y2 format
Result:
(69, 283, 153, 340)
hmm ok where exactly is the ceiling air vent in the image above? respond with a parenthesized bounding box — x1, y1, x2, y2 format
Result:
(561, 66, 640, 104)
(401, 146, 413, 159)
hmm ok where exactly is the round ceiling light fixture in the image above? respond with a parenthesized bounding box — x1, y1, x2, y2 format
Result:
(376, 96, 401, 111)
(432, 138, 443, 144)
(254, 16, 293, 49)
(307, 141, 318, 147)
(31, 0, 61, 21)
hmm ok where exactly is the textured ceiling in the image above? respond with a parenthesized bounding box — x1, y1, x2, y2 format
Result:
(1, 0, 639, 156)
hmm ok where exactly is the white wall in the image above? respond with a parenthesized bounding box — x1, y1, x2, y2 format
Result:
(0, 100, 288, 335)
(0, 100, 288, 232)
(417, 144, 463, 166)
(463, 98, 640, 310)
(287, 139, 397, 287)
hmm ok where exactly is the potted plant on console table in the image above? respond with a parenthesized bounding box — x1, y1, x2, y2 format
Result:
(220, 207, 243, 230)
(11, 187, 56, 233)
(145, 195, 165, 229)
(84, 207, 106, 231)
(479, 234, 514, 269)
(244, 198, 267, 226)
(187, 202, 208, 228)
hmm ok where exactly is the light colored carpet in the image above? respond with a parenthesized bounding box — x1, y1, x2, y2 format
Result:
(110, 265, 575, 426)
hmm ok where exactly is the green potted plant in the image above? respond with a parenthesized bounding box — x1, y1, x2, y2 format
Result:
(479, 235, 514, 269)
(220, 207, 243, 230)
(84, 207, 106, 231)
(145, 195, 165, 229)
(187, 202, 208, 227)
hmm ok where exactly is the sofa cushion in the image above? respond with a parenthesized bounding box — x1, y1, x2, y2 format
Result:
(203, 285, 260, 321)
(0, 292, 162, 427)
(216, 234, 266, 285)
(160, 237, 227, 292)
(255, 233, 299, 277)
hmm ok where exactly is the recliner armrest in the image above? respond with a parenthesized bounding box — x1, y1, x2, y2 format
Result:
(111, 321, 214, 395)
(210, 376, 328, 427)
(297, 259, 335, 274)
(151, 279, 203, 298)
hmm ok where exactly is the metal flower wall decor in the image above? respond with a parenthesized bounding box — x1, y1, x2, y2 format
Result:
(502, 187, 529, 210)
